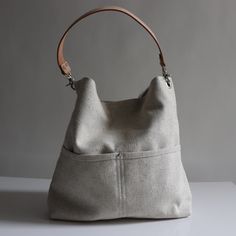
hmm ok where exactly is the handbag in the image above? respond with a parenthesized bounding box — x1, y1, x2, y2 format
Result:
(48, 6, 192, 221)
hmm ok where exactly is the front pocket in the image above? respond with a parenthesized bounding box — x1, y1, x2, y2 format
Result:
(120, 146, 192, 218)
(48, 147, 120, 221)
(48, 145, 191, 221)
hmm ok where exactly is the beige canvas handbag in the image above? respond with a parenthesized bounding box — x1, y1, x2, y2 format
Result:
(48, 6, 192, 221)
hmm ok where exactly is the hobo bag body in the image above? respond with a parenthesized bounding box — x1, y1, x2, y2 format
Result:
(48, 6, 192, 221)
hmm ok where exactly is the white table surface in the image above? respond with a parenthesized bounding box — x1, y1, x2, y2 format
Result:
(0, 177, 235, 236)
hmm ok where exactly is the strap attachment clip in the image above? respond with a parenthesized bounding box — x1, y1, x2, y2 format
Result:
(65, 74, 76, 90)
(162, 66, 171, 88)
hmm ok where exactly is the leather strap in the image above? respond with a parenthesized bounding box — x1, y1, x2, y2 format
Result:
(57, 6, 167, 76)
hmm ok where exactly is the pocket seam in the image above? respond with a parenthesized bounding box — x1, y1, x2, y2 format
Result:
(61, 145, 181, 162)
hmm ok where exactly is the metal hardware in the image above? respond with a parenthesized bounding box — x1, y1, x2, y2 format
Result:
(162, 67, 171, 88)
(116, 152, 121, 158)
(65, 73, 76, 90)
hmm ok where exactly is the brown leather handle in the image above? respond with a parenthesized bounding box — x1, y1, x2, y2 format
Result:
(57, 6, 167, 77)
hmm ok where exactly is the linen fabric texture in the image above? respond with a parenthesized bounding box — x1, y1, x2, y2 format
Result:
(48, 76, 192, 221)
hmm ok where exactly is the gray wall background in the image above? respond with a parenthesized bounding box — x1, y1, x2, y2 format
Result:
(0, 0, 235, 182)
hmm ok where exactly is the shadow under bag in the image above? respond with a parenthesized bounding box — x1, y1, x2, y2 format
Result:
(48, 6, 192, 221)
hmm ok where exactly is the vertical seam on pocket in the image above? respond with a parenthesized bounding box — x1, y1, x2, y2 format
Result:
(119, 154, 124, 217)
(116, 154, 122, 217)
(121, 155, 126, 217)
